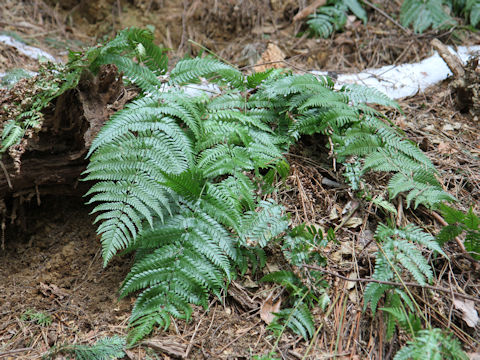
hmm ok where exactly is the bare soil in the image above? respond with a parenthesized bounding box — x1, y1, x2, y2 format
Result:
(0, 0, 479, 359)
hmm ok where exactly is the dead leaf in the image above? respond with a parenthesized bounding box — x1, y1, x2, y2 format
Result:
(260, 294, 281, 324)
(453, 298, 479, 327)
(437, 142, 455, 155)
(293, 0, 327, 22)
(329, 206, 339, 220)
(344, 217, 363, 228)
(346, 272, 357, 290)
(39, 282, 69, 299)
(442, 122, 462, 131)
(254, 43, 285, 72)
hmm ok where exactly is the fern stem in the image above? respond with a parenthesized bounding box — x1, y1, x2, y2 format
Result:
(302, 292, 341, 360)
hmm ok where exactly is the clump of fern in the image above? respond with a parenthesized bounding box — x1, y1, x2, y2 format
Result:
(436, 204, 480, 259)
(85, 52, 293, 344)
(80, 28, 458, 346)
(364, 224, 446, 315)
(394, 328, 467, 360)
(306, 0, 479, 36)
(43, 336, 125, 360)
(307, 0, 367, 38)
(400, 0, 457, 33)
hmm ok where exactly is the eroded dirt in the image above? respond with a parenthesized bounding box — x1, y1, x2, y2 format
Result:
(0, 197, 132, 358)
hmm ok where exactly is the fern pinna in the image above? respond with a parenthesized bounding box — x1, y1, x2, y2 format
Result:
(82, 28, 456, 344)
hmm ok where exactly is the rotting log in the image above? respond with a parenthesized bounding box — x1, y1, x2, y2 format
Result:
(0, 64, 136, 197)
(431, 39, 480, 116)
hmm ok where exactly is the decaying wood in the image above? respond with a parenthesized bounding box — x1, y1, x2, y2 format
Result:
(0, 64, 135, 197)
(431, 38, 465, 78)
(431, 38, 480, 116)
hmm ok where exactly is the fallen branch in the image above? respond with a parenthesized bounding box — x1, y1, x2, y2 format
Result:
(293, 0, 327, 23)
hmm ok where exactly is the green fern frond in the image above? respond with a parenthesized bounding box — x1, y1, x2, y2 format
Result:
(400, 0, 456, 33)
(270, 304, 315, 340)
(261, 74, 333, 98)
(341, 84, 399, 108)
(198, 144, 254, 177)
(1, 120, 24, 152)
(44, 336, 126, 360)
(94, 53, 162, 93)
(246, 68, 284, 88)
(120, 208, 237, 343)
(307, 4, 347, 38)
(365, 223, 446, 313)
(208, 93, 245, 111)
(170, 57, 244, 88)
(393, 328, 467, 360)
(87, 98, 195, 159)
(239, 200, 288, 247)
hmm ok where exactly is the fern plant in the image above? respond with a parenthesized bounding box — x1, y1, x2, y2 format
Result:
(361, 223, 469, 359)
(400, 0, 457, 33)
(77, 27, 458, 345)
(85, 52, 292, 344)
(451, 0, 480, 27)
(306, 0, 479, 37)
(436, 204, 480, 259)
(261, 270, 329, 340)
(307, 0, 367, 38)
(21, 309, 52, 327)
(363, 224, 446, 315)
(393, 328, 467, 360)
(43, 336, 125, 360)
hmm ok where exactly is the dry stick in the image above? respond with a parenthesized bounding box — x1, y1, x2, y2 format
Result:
(0, 161, 12, 189)
(0, 348, 34, 358)
(294, 167, 310, 223)
(431, 38, 465, 77)
(429, 210, 467, 252)
(304, 264, 480, 304)
(293, 0, 327, 23)
(184, 316, 203, 358)
(429, 210, 479, 270)
(362, 0, 412, 36)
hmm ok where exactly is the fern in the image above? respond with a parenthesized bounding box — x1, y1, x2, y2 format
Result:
(393, 328, 467, 360)
(261, 271, 326, 340)
(364, 224, 445, 314)
(400, 0, 457, 33)
(170, 57, 244, 89)
(21, 309, 52, 327)
(43, 336, 125, 360)
(338, 117, 455, 208)
(437, 204, 480, 259)
(307, 0, 367, 38)
(77, 28, 458, 345)
(84, 51, 297, 343)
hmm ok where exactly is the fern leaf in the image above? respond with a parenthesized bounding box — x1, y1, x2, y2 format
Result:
(239, 200, 288, 247)
(400, 0, 456, 33)
(45, 336, 125, 360)
(170, 57, 244, 88)
(1, 121, 24, 152)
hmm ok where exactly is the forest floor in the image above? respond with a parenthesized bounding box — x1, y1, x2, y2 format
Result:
(0, 0, 479, 359)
